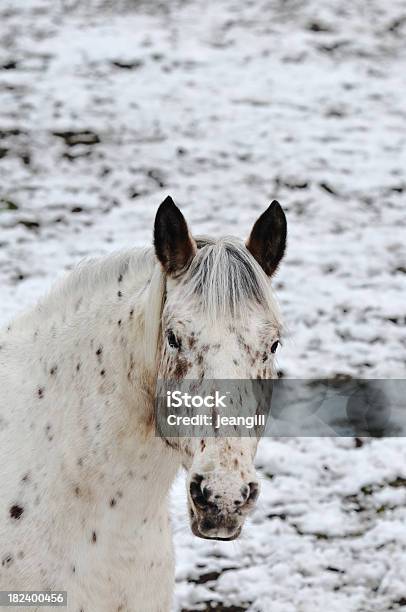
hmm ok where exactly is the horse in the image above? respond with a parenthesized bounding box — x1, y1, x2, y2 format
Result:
(0, 196, 287, 612)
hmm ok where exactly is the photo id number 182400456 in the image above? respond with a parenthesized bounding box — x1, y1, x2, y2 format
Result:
(0, 591, 67, 607)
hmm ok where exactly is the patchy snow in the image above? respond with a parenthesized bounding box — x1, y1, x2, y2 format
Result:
(1, 0, 406, 610)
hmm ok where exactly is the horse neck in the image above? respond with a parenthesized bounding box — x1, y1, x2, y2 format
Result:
(14, 250, 179, 512)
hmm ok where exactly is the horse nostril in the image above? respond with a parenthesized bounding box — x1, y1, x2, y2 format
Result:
(190, 475, 210, 511)
(240, 484, 250, 502)
(248, 482, 259, 503)
(239, 482, 259, 506)
(202, 485, 212, 501)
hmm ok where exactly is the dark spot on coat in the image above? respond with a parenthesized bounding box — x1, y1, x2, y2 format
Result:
(162, 437, 180, 452)
(2, 554, 13, 567)
(117, 291, 122, 298)
(96, 346, 103, 357)
(100, 369, 105, 377)
(10, 504, 24, 520)
(92, 531, 97, 543)
(50, 366, 58, 376)
(173, 357, 190, 380)
(76, 363, 81, 372)
(21, 472, 30, 483)
(118, 274, 123, 283)
(188, 335, 196, 349)
(117, 320, 122, 327)
(129, 308, 134, 319)
(110, 498, 116, 507)
(37, 387, 44, 398)
(75, 486, 80, 497)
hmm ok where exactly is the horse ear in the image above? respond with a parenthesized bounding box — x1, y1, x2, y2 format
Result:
(246, 200, 287, 277)
(154, 196, 197, 277)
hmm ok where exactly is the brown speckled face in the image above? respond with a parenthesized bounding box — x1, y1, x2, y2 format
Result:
(158, 295, 281, 384)
(157, 278, 281, 540)
(153, 196, 287, 541)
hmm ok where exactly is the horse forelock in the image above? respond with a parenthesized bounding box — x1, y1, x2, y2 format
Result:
(181, 236, 282, 326)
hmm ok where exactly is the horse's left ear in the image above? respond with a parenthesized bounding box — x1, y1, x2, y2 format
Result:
(154, 196, 197, 277)
(246, 200, 287, 277)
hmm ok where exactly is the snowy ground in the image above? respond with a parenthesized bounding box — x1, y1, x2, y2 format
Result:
(1, 0, 406, 610)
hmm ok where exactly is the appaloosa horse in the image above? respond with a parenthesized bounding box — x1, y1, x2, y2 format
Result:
(0, 197, 286, 611)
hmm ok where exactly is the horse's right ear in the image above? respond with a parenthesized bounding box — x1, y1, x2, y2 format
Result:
(154, 196, 197, 277)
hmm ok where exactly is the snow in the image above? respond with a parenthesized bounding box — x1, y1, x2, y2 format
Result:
(1, 0, 406, 610)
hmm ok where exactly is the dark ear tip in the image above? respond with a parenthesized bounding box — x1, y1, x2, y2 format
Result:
(159, 195, 177, 210)
(269, 200, 286, 223)
(269, 200, 283, 213)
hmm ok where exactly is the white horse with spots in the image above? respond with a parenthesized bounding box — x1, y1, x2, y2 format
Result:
(0, 198, 287, 612)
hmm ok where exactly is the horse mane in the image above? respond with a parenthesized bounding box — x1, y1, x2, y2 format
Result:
(56, 247, 155, 301)
(8, 247, 159, 331)
(60, 248, 166, 371)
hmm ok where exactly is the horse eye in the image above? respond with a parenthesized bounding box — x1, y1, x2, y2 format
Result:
(167, 330, 181, 350)
(271, 340, 279, 354)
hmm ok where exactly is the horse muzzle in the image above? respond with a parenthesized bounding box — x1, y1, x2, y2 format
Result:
(190, 509, 242, 541)
(188, 473, 259, 541)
